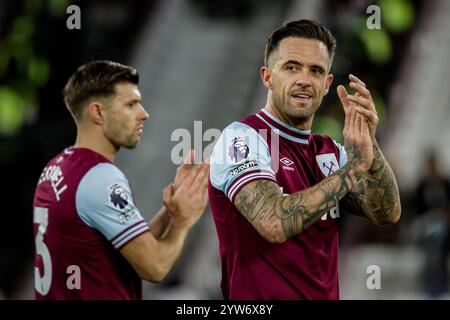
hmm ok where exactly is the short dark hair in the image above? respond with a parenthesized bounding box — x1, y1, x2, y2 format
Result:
(264, 19, 337, 68)
(63, 60, 139, 119)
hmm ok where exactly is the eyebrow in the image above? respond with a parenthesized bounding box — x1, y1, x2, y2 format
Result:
(125, 98, 141, 104)
(310, 64, 326, 73)
(283, 60, 302, 67)
(283, 60, 326, 73)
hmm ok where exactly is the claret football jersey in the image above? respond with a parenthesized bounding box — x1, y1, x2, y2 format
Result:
(33, 147, 149, 300)
(209, 109, 347, 300)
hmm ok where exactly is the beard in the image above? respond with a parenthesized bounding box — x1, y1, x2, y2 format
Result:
(105, 123, 140, 150)
(271, 87, 323, 125)
(121, 139, 139, 149)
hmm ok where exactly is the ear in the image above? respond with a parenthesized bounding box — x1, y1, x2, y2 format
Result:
(86, 102, 104, 125)
(323, 73, 334, 96)
(260, 66, 272, 90)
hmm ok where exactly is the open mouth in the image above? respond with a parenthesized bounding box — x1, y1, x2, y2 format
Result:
(292, 93, 312, 102)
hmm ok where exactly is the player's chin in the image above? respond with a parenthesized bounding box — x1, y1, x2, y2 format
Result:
(122, 137, 141, 149)
(287, 105, 312, 117)
(294, 99, 320, 114)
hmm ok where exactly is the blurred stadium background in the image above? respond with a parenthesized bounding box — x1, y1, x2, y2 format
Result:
(1, 0, 450, 300)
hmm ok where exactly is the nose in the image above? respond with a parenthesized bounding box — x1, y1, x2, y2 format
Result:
(139, 104, 150, 121)
(295, 70, 312, 87)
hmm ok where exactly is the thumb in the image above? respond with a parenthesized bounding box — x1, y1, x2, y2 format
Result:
(337, 85, 351, 114)
(163, 183, 174, 208)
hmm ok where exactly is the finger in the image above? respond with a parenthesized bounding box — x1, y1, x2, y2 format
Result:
(162, 184, 174, 209)
(204, 163, 211, 189)
(184, 149, 195, 165)
(337, 85, 351, 114)
(163, 185, 170, 201)
(348, 108, 357, 137)
(356, 113, 362, 135)
(343, 104, 350, 137)
(177, 164, 201, 191)
(344, 103, 356, 136)
(198, 160, 210, 188)
(349, 74, 366, 88)
(361, 117, 370, 137)
(191, 163, 210, 191)
(347, 95, 374, 112)
(349, 81, 371, 98)
(354, 106, 377, 123)
(176, 150, 196, 175)
(198, 163, 211, 190)
(200, 188, 209, 207)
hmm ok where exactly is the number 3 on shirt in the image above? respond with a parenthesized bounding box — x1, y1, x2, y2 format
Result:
(34, 207, 52, 295)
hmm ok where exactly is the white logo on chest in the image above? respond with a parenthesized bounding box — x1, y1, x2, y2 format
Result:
(316, 153, 339, 177)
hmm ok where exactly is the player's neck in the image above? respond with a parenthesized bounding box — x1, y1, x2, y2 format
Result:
(264, 102, 313, 131)
(74, 127, 118, 162)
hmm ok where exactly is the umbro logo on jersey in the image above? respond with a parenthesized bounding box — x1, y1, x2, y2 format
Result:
(280, 157, 294, 166)
(316, 153, 339, 177)
(280, 157, 295, 171)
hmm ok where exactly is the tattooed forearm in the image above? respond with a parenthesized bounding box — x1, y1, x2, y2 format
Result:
(370, 142, 399, 217)
(342, 141, 401, 225)
(234, 152, 365, 242)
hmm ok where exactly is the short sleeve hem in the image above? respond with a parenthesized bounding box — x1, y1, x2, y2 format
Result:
(227, 170, 277, 202)
(111, 220, 150, 249)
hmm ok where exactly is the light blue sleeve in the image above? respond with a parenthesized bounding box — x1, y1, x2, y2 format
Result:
(210, 121, 277, 201)
(76, 163, 149, 249)
(334, 140, 348, 167)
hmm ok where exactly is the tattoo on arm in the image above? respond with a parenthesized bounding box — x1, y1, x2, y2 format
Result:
(234, 143, 365, 241)
(342, 141, 400, 224)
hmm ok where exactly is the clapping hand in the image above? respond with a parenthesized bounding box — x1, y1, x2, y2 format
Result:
(337, 75, 374, 173)
(163, 150, 210, 228)
(338, 74, 379, 141)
